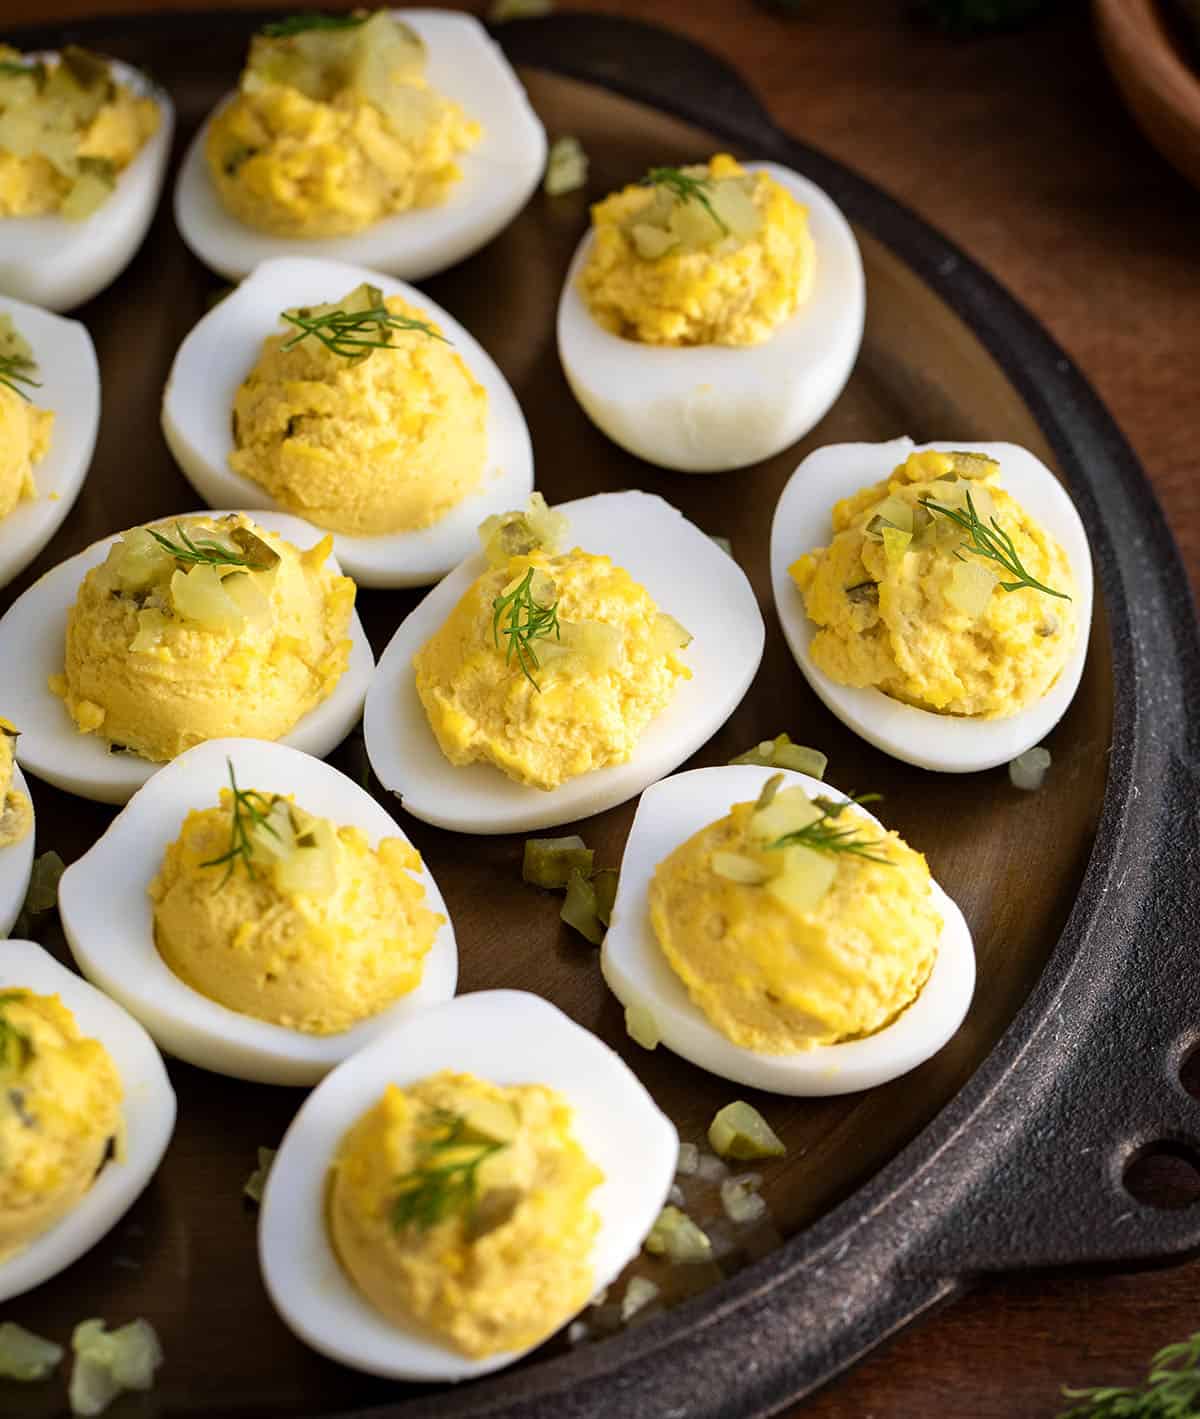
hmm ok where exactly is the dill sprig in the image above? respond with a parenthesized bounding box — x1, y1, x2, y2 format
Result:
(491, 566, 561, 691)
(259, 12, 368, 38)
(391, 1109, 508, 1233)
(920, 490, 1071, 600)
(642, 165, 729, 236)
(0, 992, 33, 1073)
(280, 302, 446, 360)
(1057, 1333, 1200, 1418)
(201, 759, 278, 888)
(147, 523, 256, 570)
(0, 352, 40, 403)
(766, 794, 892, 864)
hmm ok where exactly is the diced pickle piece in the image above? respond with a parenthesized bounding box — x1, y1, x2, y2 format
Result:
(250, 798, 296, 862)
(61, 169, 114, 221)
(708, 1101, 786, 1160)
(229, 526, 281, 571)
(764, 843, 837, 915)
(522, 835, 593, 889)
(539, 619, 619, 675)
(169, 564, 244, 632)
(69, 1318, 163, 1419)
(274, 817, 339, 899)
(668, 195, 724, 248)
(561, 867, 604, 945)
(946, 559, 998, 618)
(882, 526, 912, 565)
(620, 1275, 660, 1320)
(222, 572, 272, 630)
(625, 1002, 659, 1050)
(129, 609, 170, 654)
(591, 868, 618, 927)
(630, 223, 679, 260)
(864, 495, 914, 538)
(644, 1205, 712, 1263)
(458, 1096, 519, 1145)
(466, 1184, 523, 1240)
(650, 612, 693, 654)
(948, 450, 999, 481)
(478, 492, 567, 565)
(1009, 745, 1052, 792)
(243, 1145, 276, 1204)
(729, 734, 827, 780)
(0, 314, 35, 369)
(113, 527, 176, 594)
(748, 786, 822, 846)
(720, 1173, 768, 1224)
(711, 851, 770, 886)
(544, 135, 588, 196)
(0, 1322, 63, 1382)
(707, 178, 761, 240)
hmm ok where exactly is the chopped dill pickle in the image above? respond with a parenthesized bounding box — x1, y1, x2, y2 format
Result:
(709, 534, 733, 557)
(69, 1318, 163, 1417)
(591, 867, 618, 927)
(620, 1275, 660, 1321)
(0, 1322, 63, 1381)
(523, 835, 593, 890)
(947, 450, 999, 481)
(229, 526, 281, 571)
(243, 1146, 277, 1204)
(844, 581, 879, 604)
(625, 1002, 659, 1050)
(708, 1101, 786, 1160)
(729, 733, 827, 780)
(543, 135, 587, 195)
(643, 1205, 712, 1263)
(560, 867, 604, 945)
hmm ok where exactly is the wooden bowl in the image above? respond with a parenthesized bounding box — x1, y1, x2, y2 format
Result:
(1095, 0, 1200, 188)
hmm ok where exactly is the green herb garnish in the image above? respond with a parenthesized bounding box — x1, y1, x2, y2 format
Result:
(642, 165, 729, 236)
(259, 12, 369, 38)
(491, 565, 561, 691)
(391, 1109, 508, 1233)
(147, 523, 256, 570)
(280, 302, 446, 361)
(766, 793, 891, 863)
(920, 490, 1071, 599)
(1056, 1332, 1200, 1418)
(201, 759, 278, 888)
(0, 352, 40, 403)
(0, 992, 33, 1073)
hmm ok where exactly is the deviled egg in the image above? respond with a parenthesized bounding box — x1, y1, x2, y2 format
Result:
(364, 490, 765, 833)
(174, 10, 546, 282)
(0, 46, 173, 311)
(259, 989, 677, 1380)
(601, 765, 975, 1095)
(58, 738, 458, 1086)
(0, 940, 176, 1303)
(0, 294, 99, 592)
(0, 509, 374, 804)
(162, 256, 534, 587)
(770, 437, 1094, 772)
(557, 154, 864, 472)
(0, 724, 34, 937)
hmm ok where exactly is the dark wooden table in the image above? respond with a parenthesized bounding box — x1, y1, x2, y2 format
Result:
(5, 1, 1199, 1416)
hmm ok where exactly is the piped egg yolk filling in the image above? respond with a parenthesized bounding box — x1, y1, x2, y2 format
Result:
(412, 548, 692, 792)
(0, 989, 123, 1262)
(790, 449, 1078, 718)
(649, 781, 941, 1052)
(0, 718, 32, 849)
(205, 11, 480, 240)
(327, 1071, 603, 1358)
(50, 513, 355, 763)
(579, 152, 814, 347)
(0, 45, 159, 220)
(149, 789, 441, 1035)
(229, 284, 488, 537)
(0, 315, 53, 519)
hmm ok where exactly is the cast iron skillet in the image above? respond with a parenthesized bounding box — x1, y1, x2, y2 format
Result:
(6, 10, 1200, 1418)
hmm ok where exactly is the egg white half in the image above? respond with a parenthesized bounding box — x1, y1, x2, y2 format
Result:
(769, 437, 1095, 774)
(0, 293, 99, 593)
(601, 764, 975, 1096)
(259, 988, 677, 1381)
(162, 256, 534, 589)
(0, 940, 177, 1303)
(59, 738, 458, 1086)
(173, 10, 547, 284)
(0, 763, 36, 938)
(0, 59, 174, 312)
(0, 508, 375, 805)
(556, 161, 864, 474)
(363, 490, 766, 834)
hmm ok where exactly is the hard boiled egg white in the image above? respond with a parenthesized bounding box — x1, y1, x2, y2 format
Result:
(59, 738, 457, 1086)
(162, 256, 534, 588)
(363, 490, 766, 834)
(259, 988, 678, 1381)
(556, 161, 864, 473)
(0, 293, 99, 592)
(601, 764, 975, 1096)
(769, 437, 1095, 773)
(0, 762, 35, 937)
(0, 940, 176, 1303)
(173, 10, 546, 284)
(0, 508, 375, 805)
(0, 59, 173, 312)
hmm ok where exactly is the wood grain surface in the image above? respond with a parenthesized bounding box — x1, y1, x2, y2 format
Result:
(2, 2, 1198, 1417)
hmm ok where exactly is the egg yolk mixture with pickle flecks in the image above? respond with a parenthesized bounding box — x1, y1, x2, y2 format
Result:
(580, 153, 814, 347)
(0, 315, 53, 520)
(413, 521, 692, 791)
(0, 718, 32, 848)
(791, 449, 1077, 718)
(328, 1071, 602, 1358)
(150, 784, 441, 1034)
(230, 283, 487, 537)
(205, 11, 480, 240)
(649, 778, 941, 1052)
(51, 513, 354, 762)
(0, 45, 159, 220)
(0, 989, 123, 1261)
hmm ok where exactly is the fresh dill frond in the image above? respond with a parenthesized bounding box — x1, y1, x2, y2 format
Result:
(147, 523, 256, 570)
(0, 352, 40, 403)
(280, 303, 447, 360)
(766, 794, 892, 863)
(1056, 1332, 1200, 1418)
(201, 759, 279, 889)
(259, 12, 369, 39)
(390, 1109, 508, 1233)
(642, 165, 729, 236)
(919, 490, 1071, 600)
(491, 566, 561, 691)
